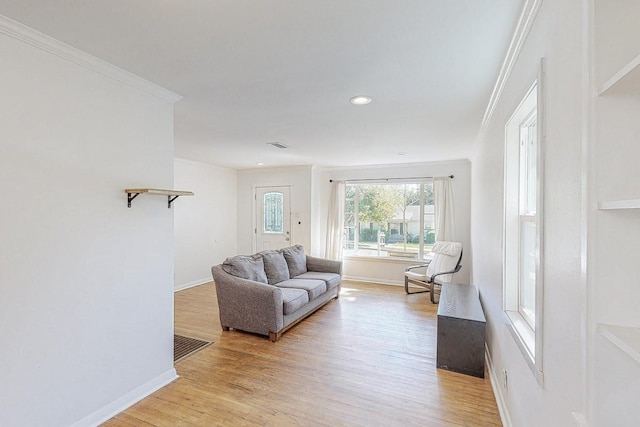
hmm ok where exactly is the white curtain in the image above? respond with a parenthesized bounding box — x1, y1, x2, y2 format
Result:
(434, 176, 456, 242)
(325, 181, 345, 260)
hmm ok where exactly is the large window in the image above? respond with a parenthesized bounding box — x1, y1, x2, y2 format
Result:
(504, 75, 544, 384)
(343, 181, 434, 259)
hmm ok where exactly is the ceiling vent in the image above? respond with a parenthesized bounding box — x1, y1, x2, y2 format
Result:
(267, 142, 289, 149)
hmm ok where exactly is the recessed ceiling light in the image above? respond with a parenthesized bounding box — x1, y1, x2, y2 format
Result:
(257, 162, 264, 166)
(350, 95, 373, 105)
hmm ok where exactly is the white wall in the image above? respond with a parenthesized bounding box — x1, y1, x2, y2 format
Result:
(174, 158, 237, 290)
(0, 22, 178, 426)
(310, 165, 325, 257)
(471, 0, 587, 425)
(590, 1, 640, 425)
(236, 165, 313, 255)
(317, 160, 472, 285)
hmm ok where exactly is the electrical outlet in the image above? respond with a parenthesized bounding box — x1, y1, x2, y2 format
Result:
(502, 369, 508, 390)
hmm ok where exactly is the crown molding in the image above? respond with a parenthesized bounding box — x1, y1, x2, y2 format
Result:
(319, 158, 471, 174)
(0, 14, 182, 103)
(476, 0, 544, 143)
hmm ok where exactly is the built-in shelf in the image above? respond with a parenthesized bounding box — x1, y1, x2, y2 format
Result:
(599, 324, 640, 365)
(124, 188, 194, 208)
(597, 198, 640, 210)
(599, 53, 640, 95)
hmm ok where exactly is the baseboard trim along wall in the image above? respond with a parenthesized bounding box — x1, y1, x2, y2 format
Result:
(485, 344, 512, 427)
(342, 275, 403, 287)
(175, 277, 211, 292)
(70, 368, 178, 427)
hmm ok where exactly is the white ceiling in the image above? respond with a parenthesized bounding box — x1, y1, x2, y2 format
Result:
(0, 1, 524, 169)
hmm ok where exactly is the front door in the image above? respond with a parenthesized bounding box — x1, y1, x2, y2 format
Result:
(255, 186, 291, 251)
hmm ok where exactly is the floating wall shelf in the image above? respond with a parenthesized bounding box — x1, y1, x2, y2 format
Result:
(125, 188, 194, 208)
(597, 198, 640, 210)
(599, 53, 640, 95)
(599, 324, 640, 365)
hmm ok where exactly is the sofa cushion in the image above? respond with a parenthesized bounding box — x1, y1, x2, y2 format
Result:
(221, 255, 268, 283)
(293, 272, 341, 291)
(260, 250, 290, 284)
(282, 245, 308, 277)
(280, 287, 309, 315)
(277, 278, 327, 300)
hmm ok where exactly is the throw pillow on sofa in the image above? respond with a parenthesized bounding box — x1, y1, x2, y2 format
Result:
(260, 250, 290, 284)
(282, 245, 308, 277)
(221, 254, 268, 283)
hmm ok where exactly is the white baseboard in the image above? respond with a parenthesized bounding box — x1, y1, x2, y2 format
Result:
(174, 277, 211, 292)
(485, 344, 512, 427)
(71, 368, 178, 427)
(342, 275, 403, 286)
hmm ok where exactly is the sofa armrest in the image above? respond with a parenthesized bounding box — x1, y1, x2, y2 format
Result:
(211, 265, 284, 335)
(305, 255, 342, 275)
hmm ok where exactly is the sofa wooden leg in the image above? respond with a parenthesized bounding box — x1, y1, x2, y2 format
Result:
(268, 331, 280, 342)
(221, 326, 230, 331)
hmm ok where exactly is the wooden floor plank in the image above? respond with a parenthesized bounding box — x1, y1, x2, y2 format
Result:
(101, 280, 502, 426)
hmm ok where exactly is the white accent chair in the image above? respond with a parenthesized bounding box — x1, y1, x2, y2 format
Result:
(404, 241, 463, 303)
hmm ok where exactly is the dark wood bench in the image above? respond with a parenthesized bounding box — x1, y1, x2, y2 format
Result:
(436, 282, 486, 378)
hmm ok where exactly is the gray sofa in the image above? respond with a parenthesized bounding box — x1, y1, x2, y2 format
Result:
(211, 245, 342, 342)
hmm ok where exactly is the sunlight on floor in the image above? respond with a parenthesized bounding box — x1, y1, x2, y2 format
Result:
(339, 287, 361, 301)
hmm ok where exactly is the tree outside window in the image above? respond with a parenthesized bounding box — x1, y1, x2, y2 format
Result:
(344, 182, 434, 259)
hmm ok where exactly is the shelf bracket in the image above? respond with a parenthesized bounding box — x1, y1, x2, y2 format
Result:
(127, 192, 141, 208)
(124, 188, 194, 208)
(168, 195, 180, 209)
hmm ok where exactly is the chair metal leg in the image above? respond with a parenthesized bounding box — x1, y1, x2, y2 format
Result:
(430, 283, 441, 304)
(405, 277, 431, 295)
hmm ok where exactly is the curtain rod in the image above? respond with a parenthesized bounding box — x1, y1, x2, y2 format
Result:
(329, 175, 453, 183)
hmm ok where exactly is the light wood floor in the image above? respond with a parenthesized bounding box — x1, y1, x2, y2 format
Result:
(102, 281, 502, 426)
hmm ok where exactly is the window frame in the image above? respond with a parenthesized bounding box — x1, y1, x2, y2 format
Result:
(343, 180, 434, 261)
(262, 191, 285, 234)
(503, 61, 545, 385)
(518, 111, 538, 329)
